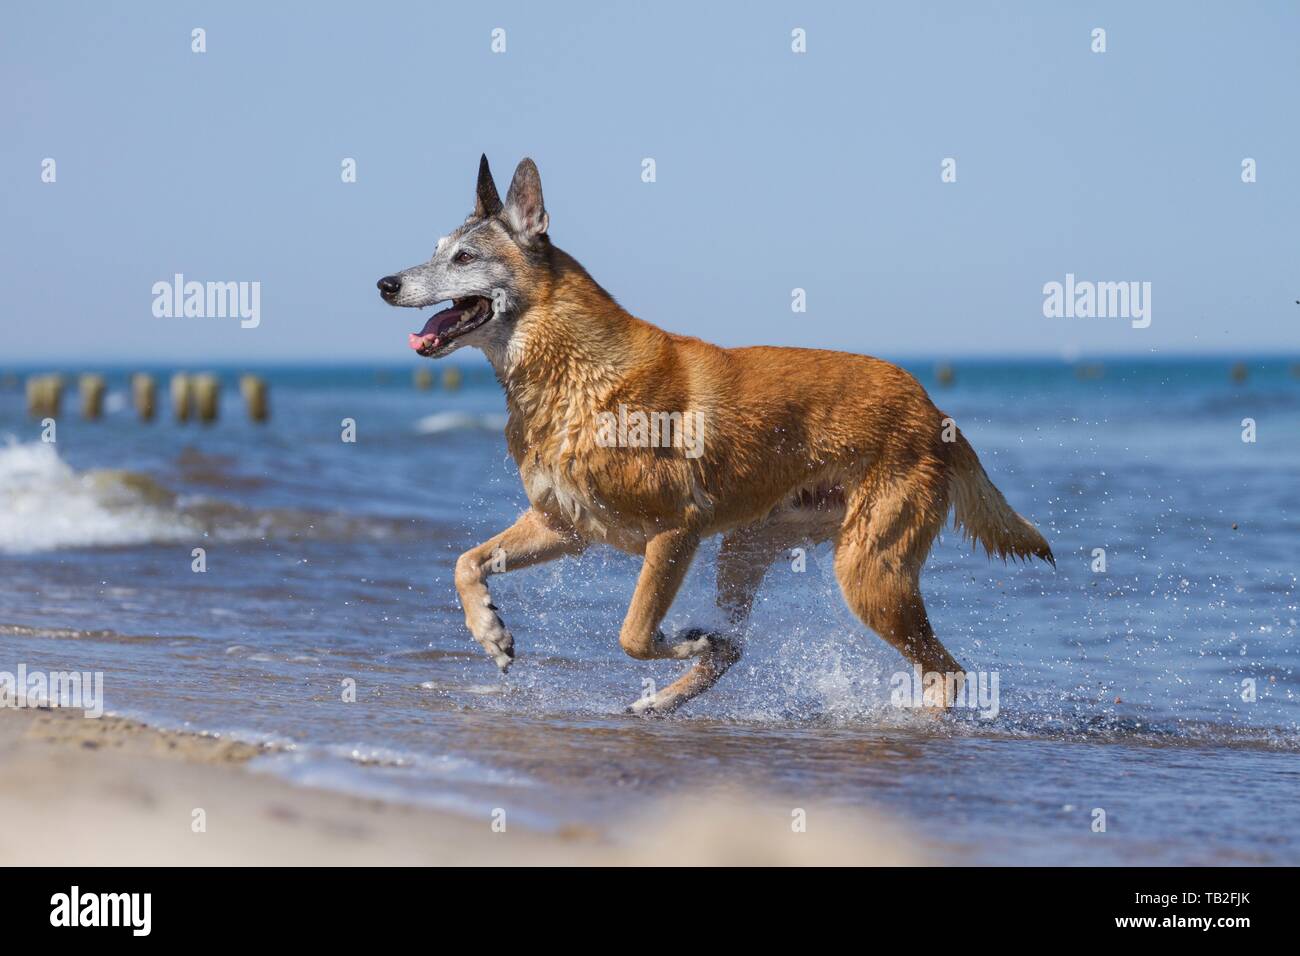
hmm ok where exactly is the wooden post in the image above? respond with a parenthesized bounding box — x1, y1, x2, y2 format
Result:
(132, 373, 157, 422)
(25, 375, 42, 418)
(240, 374, 269, 423)
(26, 374, 63, 419)
(193, 373, 220, 423)
(171, 373, 194, 423)
(79, 374, 106, 420)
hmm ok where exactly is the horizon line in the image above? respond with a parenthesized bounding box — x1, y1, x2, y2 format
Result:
(4, 349, 1299, 372)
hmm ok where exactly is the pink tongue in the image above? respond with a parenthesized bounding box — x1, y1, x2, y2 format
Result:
(408, 305, 463, 352)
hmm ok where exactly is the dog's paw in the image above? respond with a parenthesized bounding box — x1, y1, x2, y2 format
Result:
(624, 690, 679, 718)
(469, 601, 515, 673)
(624, 695, 662, 717)
(662, 627, 714, 660)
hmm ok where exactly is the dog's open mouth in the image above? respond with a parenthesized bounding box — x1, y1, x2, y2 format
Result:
(407, 296, 494, 356)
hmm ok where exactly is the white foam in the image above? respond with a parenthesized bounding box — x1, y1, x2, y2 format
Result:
(0, 438, 199, 553)
(413, 411, 508, 435)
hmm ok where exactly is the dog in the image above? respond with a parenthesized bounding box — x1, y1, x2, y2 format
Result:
(378, 155, 1054, 715)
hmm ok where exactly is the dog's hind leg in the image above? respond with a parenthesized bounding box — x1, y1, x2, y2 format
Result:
(716, 525, 781, 632)
(833, 473, 964, 709)
(716, 520, 819, 630)
(454, 508, 585, 672)
(619, 527, 740, 716)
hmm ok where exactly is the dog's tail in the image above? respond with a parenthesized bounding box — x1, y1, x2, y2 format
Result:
(947, 430, 1054, 566)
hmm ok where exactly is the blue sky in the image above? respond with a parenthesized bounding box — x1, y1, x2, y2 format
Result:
(2, 1, 1296, 364)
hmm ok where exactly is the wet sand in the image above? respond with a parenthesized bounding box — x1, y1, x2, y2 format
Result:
(0, 706, 926, 866)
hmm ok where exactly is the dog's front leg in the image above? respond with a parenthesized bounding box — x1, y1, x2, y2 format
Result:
(617, 527, 703, 663)
(453, 508, 585, 672)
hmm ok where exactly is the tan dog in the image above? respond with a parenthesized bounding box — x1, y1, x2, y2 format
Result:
(378, 156, 1054, 715)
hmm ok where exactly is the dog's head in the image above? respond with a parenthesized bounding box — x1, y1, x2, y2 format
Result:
(377, 155, 550, 359)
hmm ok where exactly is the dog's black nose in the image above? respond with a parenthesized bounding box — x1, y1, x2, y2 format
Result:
(377, 275, 402, 299)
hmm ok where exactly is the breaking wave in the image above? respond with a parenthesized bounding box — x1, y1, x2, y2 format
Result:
(0, 439, 197, 552)
(0, 439, 421, 553)
(413, 411, 508, 434)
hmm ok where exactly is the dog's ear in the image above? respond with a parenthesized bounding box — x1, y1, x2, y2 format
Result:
(502, 158, 548, 242)
(472, 154, 503, 219)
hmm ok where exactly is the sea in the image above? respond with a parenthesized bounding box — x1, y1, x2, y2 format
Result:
(1, 356, 1296, 864)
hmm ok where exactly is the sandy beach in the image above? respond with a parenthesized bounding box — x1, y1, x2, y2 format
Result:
(0, 705, 926, 866)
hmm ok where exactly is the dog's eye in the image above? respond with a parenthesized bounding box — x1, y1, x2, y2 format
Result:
(453, 250, 475, 265)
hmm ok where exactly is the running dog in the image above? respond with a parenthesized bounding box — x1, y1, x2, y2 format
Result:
(378, 156, 1053, 715)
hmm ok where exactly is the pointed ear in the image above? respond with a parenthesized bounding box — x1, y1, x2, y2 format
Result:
(502, 158, 548, 241)
(472, 154, 503, 219)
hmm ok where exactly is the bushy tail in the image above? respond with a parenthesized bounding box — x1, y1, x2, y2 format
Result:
(947, 431, 1054, 565)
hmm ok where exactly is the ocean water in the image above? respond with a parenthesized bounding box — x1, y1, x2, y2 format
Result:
(1, 357, 1297, 864)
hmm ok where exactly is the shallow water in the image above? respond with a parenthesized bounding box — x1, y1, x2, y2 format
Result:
(1, 358, 1297, 864)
